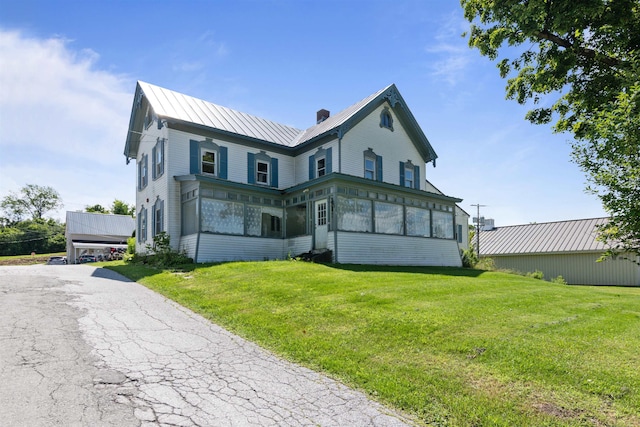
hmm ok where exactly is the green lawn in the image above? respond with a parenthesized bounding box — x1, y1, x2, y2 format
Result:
(105, 261, 640, 426)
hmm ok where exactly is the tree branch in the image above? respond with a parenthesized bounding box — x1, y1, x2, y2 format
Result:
(536, 30, 621, 67)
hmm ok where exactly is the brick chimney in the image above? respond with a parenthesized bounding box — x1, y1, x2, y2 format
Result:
(316, 109, 330, 124)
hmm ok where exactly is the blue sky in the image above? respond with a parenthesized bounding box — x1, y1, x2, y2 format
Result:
(0, 0, 606, 226)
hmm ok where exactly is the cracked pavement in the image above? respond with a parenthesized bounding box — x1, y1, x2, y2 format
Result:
(0, 265, 415, 426)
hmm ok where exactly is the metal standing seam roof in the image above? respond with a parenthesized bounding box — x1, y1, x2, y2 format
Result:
(478, 217, 610, 255)
(65, 211, 136, 238)
(139, 81, 302, 147)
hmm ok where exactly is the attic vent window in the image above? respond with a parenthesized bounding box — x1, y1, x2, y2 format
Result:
(380, 107, 393, 131)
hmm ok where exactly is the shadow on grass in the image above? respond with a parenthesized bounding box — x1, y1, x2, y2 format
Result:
(324, 263, 488, 277)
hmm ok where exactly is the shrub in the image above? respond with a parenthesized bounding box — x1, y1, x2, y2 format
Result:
(127, 237, 136, 254)
(526, 270, 545, 280)
(475, 257, 495, 271)
(551, 275, 568, 285)
(128, 232, 193, 267)
(461, 247, 478, 268)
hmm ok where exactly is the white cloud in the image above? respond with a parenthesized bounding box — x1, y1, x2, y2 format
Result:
(426, 11, 474, 85)
(0, 29, 136, 221)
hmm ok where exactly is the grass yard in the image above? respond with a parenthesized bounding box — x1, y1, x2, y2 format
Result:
(0, 252, 66, 265)
(106, 261, 640, 426)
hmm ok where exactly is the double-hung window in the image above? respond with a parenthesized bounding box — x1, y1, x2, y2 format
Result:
(202, 149, 216, 175)
(138, 154, 148, 190)
(364, 149, 383, 181)
(138, 207, 147, 243)
(404, 167, 414, 188)
(256, 160, 269, 184)
(308, 147, 332, 180)
(152, 198, 164, 237)
(152, 138, 165, 180)
(189, 139, 227, 178)
(317, 157, 326, 177)
(400, 160, 419, 189)
(248, 151, 278, 187)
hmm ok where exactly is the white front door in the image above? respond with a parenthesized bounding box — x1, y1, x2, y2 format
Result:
(314, 199, 328, 249)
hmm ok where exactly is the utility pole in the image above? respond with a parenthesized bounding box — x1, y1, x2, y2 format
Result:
(471, 204, 486, 258)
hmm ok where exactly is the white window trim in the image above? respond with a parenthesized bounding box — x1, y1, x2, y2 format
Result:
(256, 160, 269, 185)
(201, 148, 217, 176)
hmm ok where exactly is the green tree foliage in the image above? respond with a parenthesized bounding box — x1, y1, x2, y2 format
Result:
(461, 0, 640, 258)
(1, 184, 63, 223)
(86, 204, 109, 214)
(0, 218, 66, 256)
(111, 199, 135, 216)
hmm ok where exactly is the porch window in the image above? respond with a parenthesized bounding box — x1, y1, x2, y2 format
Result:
(406, 206, 431, 237)
(336, 196, 372, 232)
(201, 199, 244, 235)
(374, 202, 404, 235)
(247, 205, 283, 238)
(433, 210, 454, 239)
(285, 204, 307, 237)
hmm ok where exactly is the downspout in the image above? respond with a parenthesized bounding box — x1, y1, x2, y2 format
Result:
(334, 129, 343, 263)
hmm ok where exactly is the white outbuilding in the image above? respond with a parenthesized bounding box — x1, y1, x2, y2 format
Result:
(65, 211, 135, 264)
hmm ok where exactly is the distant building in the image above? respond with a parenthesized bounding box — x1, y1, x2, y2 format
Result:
(478, 217, 639, 286)
(65, 211, 135, 264)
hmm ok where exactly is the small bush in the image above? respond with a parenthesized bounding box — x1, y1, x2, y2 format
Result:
(128, 232, 193, 267)
(461, 248, 478, 268)
(551, 275, 568, 285)
(526, 270, 545, 280)
(475, 257, 495, 271)
(127, 237, 136, 255)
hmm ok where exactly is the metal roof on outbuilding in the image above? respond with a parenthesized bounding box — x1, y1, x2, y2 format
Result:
(66, 211, 135, 239)
(478, 217, 609, 256)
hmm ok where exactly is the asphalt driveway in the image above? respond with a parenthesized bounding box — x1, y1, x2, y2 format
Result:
(0, 265, 413, 426)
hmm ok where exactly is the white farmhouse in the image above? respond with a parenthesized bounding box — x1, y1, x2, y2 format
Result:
(124, 82, 464, 265)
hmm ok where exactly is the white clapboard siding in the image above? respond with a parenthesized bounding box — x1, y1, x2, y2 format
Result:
(340, 103, 425, 189)
(286, 236, 313, 258)
(334, 232, 461, 266)
(178, 235, 198, 261)
(196, 234, 288, 262)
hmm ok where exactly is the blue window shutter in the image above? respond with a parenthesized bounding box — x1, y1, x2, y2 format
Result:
(152, 146, 157, 180)
(189, 140, 199, 174)
(271, 157, 279, 188)
(308, 155, 315, 180)
(137, 162, 141, 190)
(160, 200, 165, 233)
(399, 161, 405, 187)
(151, 204, 156, 237)
(326, 148, 332, 174)
(376, 155, 383, 181)
(247, 152, 255, 184)
(137, 212, 141, 242)
(158, 138, 164, 175)
(143, 155, 148, 187)
(219, 146, 228, 179)
(414, 165, 420, 189)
